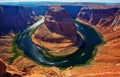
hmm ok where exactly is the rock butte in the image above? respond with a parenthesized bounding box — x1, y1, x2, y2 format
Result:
(32, 6, 83, 57)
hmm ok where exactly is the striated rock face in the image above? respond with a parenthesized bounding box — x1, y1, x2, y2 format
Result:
(97, 10, 120, 29)
(32, 6, 82, 57)
(94, 9, 120, 33)
(77, 6, 119, 25)
(0, 5, 38, 36)
(44, 6, 77, 45)
(77, 6, 120, 33)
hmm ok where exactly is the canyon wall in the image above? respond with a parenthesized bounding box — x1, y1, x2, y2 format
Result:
(0, 5, 37, 35)
(0, 5, 82, 36)
(77, 6, 120, 25)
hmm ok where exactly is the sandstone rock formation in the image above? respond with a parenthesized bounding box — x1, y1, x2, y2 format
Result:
(0, 59, 23, 77)
(77, 6, 120, 25)
(1, 4, 120, 77)
(12, 56, 37, 72)
(77, 6, 120, 34)
(0, 59, 6, 77)
(97, 9, 120, 32)
(0, 6, 38, 36)
(75, 5, 120, 77)
(32, 6, 82, 57)
(0, 33, 14, 63)
(98, 10, 120, 27)
(1, 31, 120, 77)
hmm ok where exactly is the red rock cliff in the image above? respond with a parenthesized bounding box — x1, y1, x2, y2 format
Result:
(77, 6, 120, 25)
(32, 6, 82, 56)
(97, 9, 120, 28)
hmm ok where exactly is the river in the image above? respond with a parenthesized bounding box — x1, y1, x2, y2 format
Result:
(16, 16, 103, 67)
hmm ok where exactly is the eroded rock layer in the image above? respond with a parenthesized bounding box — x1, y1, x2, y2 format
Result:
(32, 6, 82, 57)
(77, 6, 120, 25)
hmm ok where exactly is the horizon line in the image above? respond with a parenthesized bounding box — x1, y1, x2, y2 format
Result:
(0, 1, 120, 3)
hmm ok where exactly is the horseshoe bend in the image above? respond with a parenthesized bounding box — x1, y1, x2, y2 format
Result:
(1, 2, 120, 77)
(32, 6, 83, 57)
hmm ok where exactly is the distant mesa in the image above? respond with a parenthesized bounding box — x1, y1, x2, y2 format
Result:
(32, 6, 83, 57)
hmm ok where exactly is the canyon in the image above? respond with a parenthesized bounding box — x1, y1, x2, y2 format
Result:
(0, 3, 120, 77)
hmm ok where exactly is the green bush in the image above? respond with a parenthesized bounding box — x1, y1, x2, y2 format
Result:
(9, 33, 23, 63)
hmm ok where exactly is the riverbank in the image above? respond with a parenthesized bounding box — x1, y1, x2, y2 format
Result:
(14, 17, 104, 68)
(9, 33, 24, 63)
(32, 32, 83, 58)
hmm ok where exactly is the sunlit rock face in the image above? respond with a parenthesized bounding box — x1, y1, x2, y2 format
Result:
(44, 6, 77, 46)
(76, 6, 120, 33)
(32, 6, 82, 57)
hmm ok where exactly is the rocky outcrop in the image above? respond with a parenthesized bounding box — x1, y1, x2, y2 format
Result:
(12, 56, 37, 72)
(77, 6, 120, 34)
(0, 59, 6, 77)
(32, 6, 83, 57)
(98, 10, 120, 26)
(97, 10, 120, 31)
(44, 6, 77, 44)
(77, 6, 120, 25)
(0, 33, 14, 63)
(0, 5, 38, 36)
(0, 59, 23, 77)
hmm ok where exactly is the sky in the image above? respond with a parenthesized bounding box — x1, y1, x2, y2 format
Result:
(0, 0, 120, 3)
